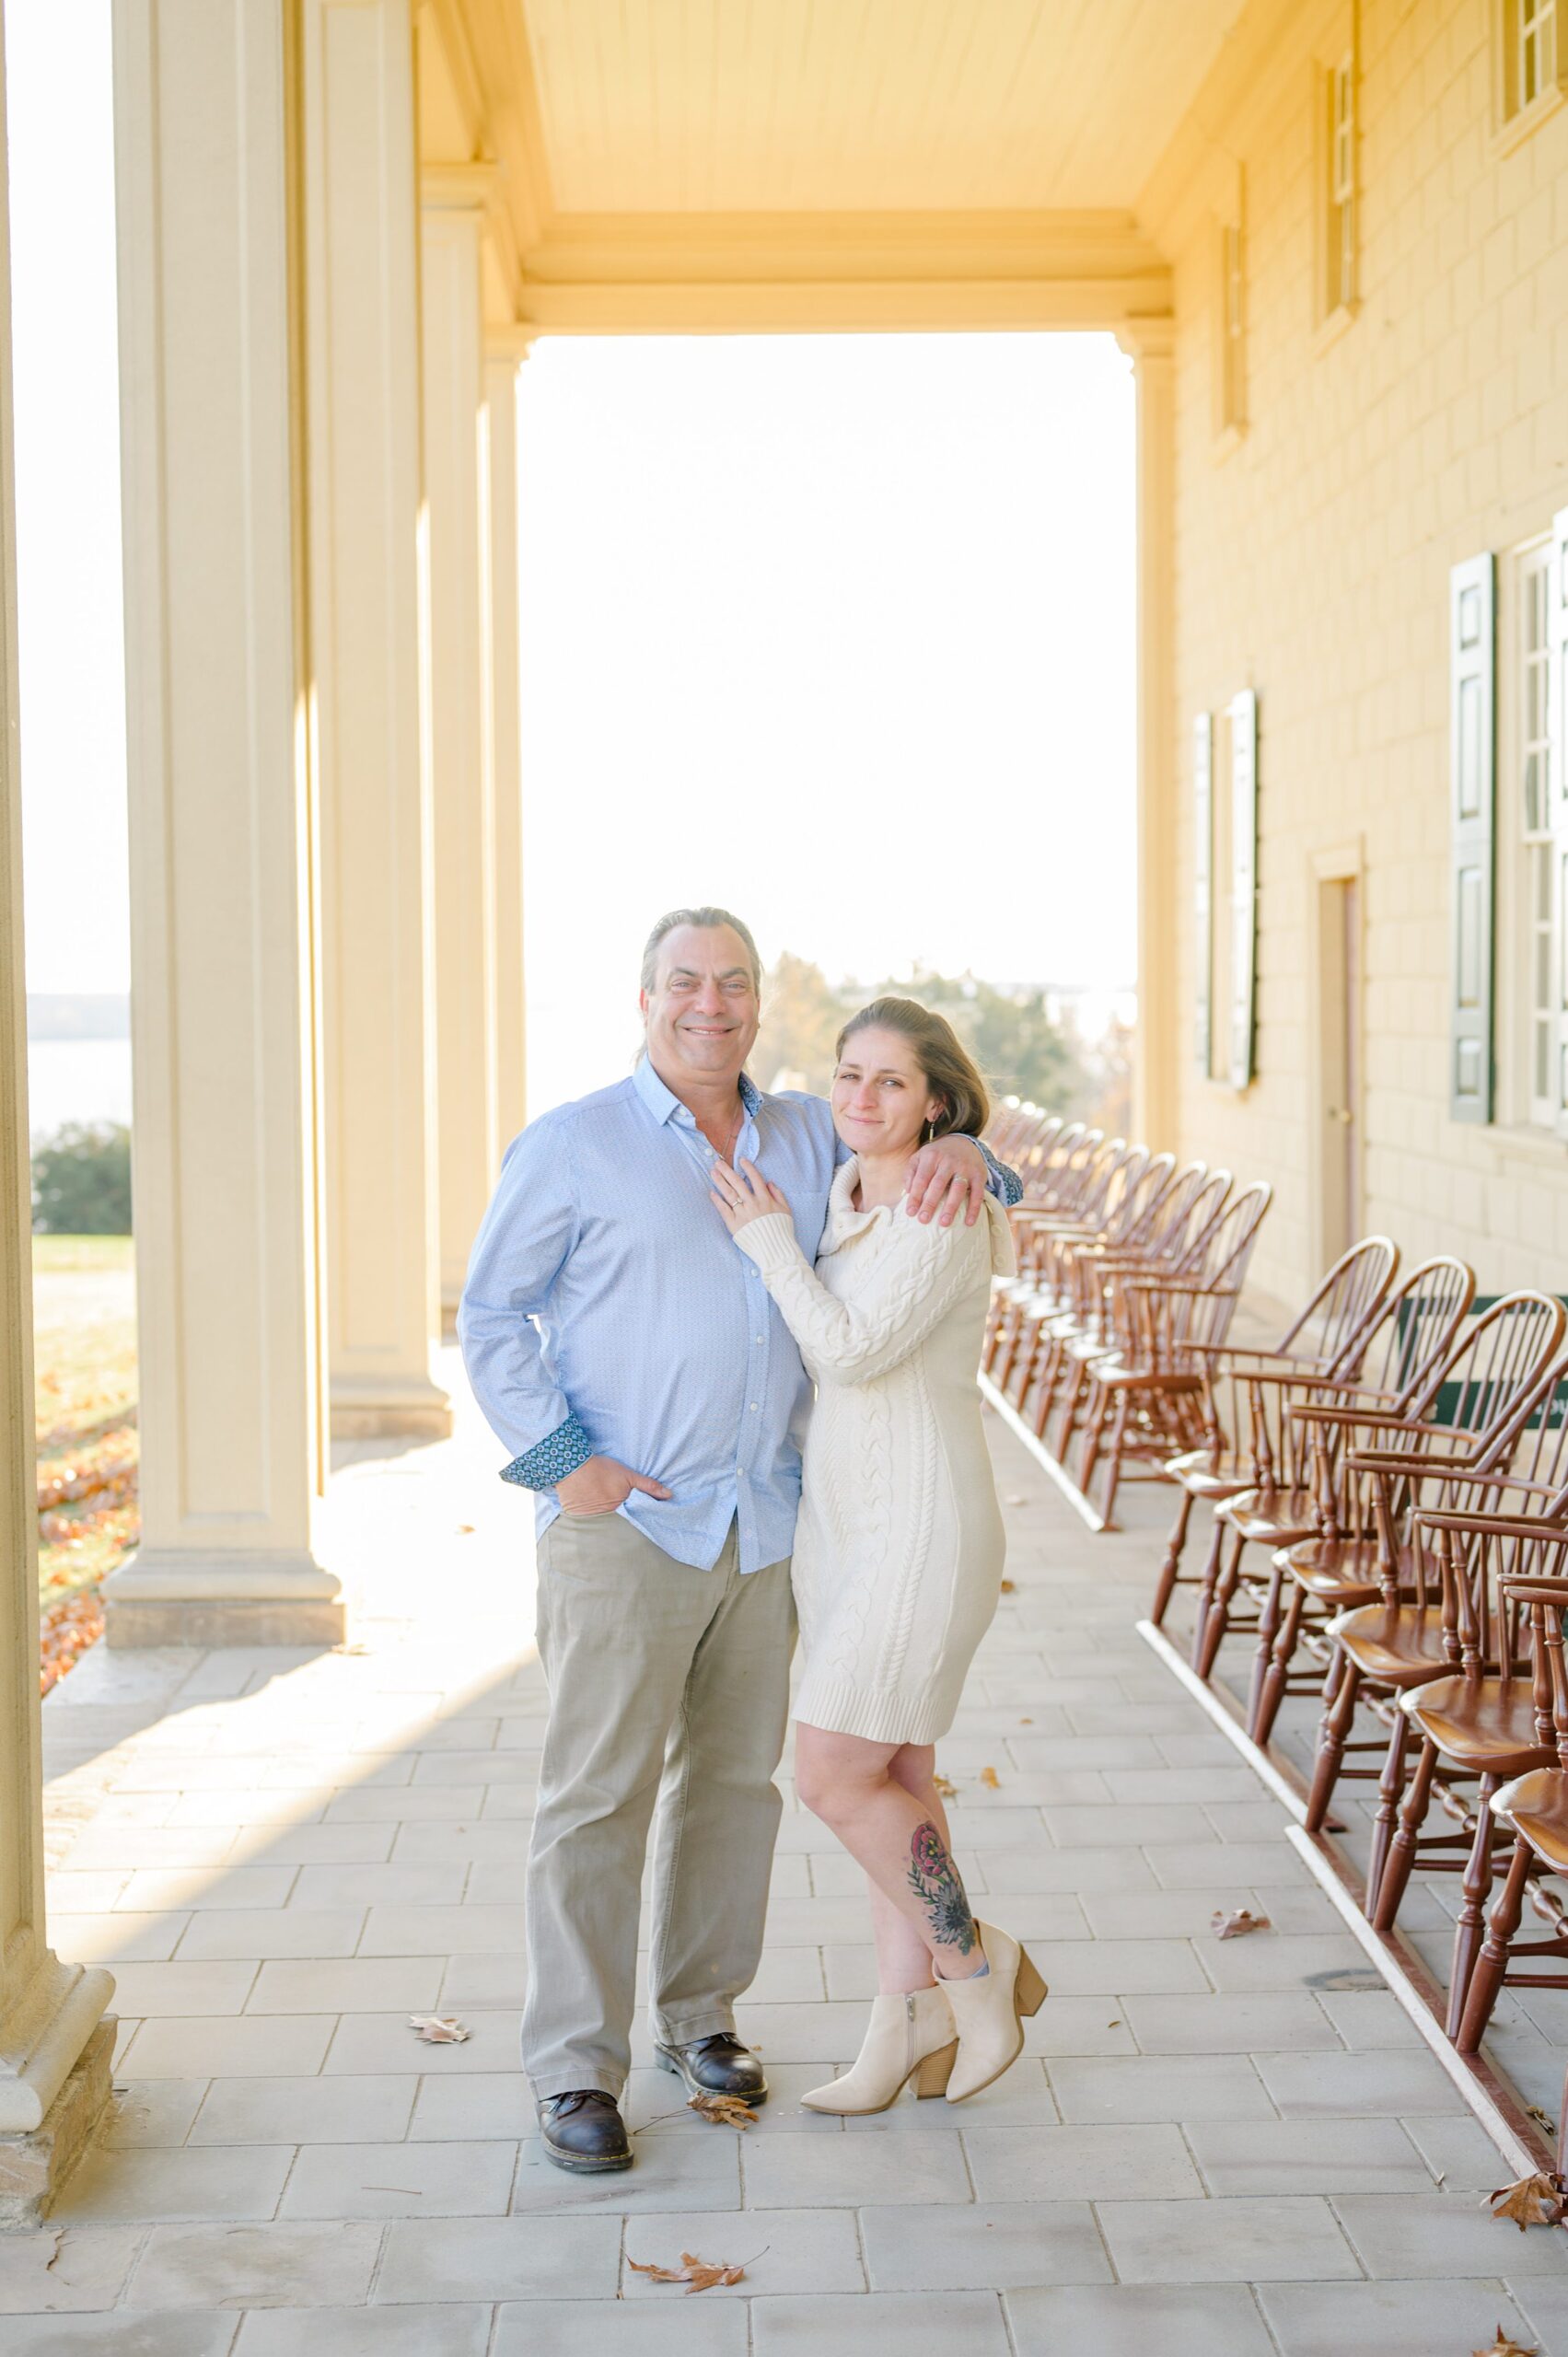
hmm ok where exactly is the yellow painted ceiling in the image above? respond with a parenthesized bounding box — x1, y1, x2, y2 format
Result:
(517, 0, 1249, 215)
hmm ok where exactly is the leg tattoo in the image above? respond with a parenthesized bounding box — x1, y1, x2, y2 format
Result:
(907, 1821, 976, 1955)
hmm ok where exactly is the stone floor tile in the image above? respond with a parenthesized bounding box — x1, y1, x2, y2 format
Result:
(285, 1864, 468, 1908)
(0, 2316, 238, 2354)
(120, 2014, 335, 2079)
(1203, 1802, 1301, 1842)
(860, 2199, 1109, 2289)
(173, 1910, 366, 1962)
(1333, 2190, 1568, 2276)
(1009, 1937, 1210, 1995)
(164, 1793, 326, 1829)
(494, 2302, 748, 2355)
(1040, 1803, 1217, 1848)
(742, 2128, 970, 2208)
(1187, 2116, 1433, 2195)
(103, 1963, 257, 2017)
(1078, 1887, 1264, 1940)
(1103, 1768, 1264, 1806)
(1121, 1991, 1342, 2052)
(103, 2080, 209, 2148)
(411, 1750, 537, 1786)
(629, 2061, 845, 2135)
(964, 2119, 1202, 2200)
(389, 1820, 525, 1863)
(246, 1958, 442, 2014)
(705, 1999, 869, 2061)
(191, 2073, 414, 2146)
(1098, 2195, 1360, 2283)
(510, 2131, 741, 2213)
(118, 1869, 298, 1912)
(235, 2305, 492, 2355)
(324, 1787, 488, 1822)
(226, 1824, 395, 1867)
(375, 2215, 620, 2304)
(1400, 2112, 1510, 2190)
(1048, 2053, 1274, 2124)
(435, 1952, 527, 2009)
(1259, 2277, 1535, 2357)
(0, 2230, 143, 2315)
(1256, 2048, 1465, 2116)
(1007, 1735, 1165, 1771)
(48, 2143, 293, 2226)
(355, 1904, 526, 1956)
(1146, 1843, 1310, 1888)
(1314, 1989, 1424, 2049)
(973, 1846, 1158, 1894)
(1019, 1996, 1139, 2055)
(322, 2009, 519, 2074)
(66, 1828, 239, 1871)
(1005, 2282, 1276, 2357)
(280, 2137, 517, 2217)
(45, 1914, 188, 1965)
(407, 2072, 534, 2141)
(620, 2207, 864, 2296)
(751, 2291, 1011, 2355)
(1201, 1933, 1371, 1993)
(127, 2223, 383, 2309)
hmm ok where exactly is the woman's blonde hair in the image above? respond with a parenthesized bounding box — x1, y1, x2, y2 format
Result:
(835, 997, 991, 1141)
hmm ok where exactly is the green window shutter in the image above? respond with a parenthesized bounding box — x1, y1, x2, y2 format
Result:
(1194, 713, 1213, 1074)
(1226, 689, 1258, 1089)
(1449, 553, 1495, 1123)
(1552, 510, 1568, 1140)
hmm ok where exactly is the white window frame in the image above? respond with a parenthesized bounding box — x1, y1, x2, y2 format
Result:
(1214, 216, 1246, 444)
(1517, 540, 1554, 1127)
(1319, 50, 1357, 324)
(1494, 0, 1568, 149)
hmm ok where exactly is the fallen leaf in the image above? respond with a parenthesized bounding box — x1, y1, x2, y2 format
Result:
(1487, 2171, 1567, 2231)
(407, 2014, 470, 2044)
(999, 1578, 1016, 1594)
(1212, 1908, 1272, 1940)
(1528, 2104, 1555, 2131)
(1018, 1716, 1033, 1724)
(42, 2231, 64, 2274)
(933, 1773, 958, 1798)
(688, 2092, 758, 2129)
(1474, 2330, 1539, 2357)
(1107, 2018, 1121, 2027)
(979, 1766, 1001, 1790)
(628, 2250, 750, 2293)
(456, 1523, 475, 1535)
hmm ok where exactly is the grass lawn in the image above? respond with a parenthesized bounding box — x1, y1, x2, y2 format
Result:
(32, 1232, 137, 1691)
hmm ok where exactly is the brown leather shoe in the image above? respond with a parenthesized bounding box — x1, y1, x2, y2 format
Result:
(655, 2031, 768, 2103)
(537, 2088, 633, 2173)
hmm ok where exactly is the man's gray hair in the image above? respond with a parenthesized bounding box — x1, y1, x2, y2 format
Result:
(641, 906, 763, 996)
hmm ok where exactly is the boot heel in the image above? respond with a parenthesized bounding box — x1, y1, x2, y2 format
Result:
(1015, 1950, 1049, 2018)
(913, 2040, 957, 2098)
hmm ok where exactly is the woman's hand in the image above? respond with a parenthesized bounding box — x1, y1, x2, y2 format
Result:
(711, 1157, 791, 1235)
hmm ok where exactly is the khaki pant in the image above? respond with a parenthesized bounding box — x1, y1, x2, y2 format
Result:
(521, 1511, 796, 2100)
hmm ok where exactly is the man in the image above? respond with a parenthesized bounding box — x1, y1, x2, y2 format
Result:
(459, 907, 1020, 2173)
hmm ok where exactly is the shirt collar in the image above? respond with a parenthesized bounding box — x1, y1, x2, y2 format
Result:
(633, 1057, 762, 1128)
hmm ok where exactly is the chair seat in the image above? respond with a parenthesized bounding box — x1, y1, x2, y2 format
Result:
(1171, 1453, 1254, 1502)
(1283, 1535, 1386, 1602)
(1493, 1769, 1568, 1874)
(1223, 1484, 1317, 1545)
(1088, 1363, 1202, 1393)
(1330, 1602, 1450, 1688)
(1403, 1676, 1551, 1772)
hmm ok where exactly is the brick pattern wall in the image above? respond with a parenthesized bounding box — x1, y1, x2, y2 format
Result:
(1164, 0, 1568, 1304)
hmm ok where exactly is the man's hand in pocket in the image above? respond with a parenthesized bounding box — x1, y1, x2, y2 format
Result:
(556, 1456, 672, 1516)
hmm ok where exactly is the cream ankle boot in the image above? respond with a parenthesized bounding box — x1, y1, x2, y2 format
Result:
(939, 1921, 1049, 2102)
(799, 1987, 957, 2115)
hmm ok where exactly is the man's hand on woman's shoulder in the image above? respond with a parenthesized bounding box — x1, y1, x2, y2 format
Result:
(904, 1133, 991, 1229)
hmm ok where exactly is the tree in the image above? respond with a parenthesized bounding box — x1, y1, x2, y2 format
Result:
(758, 953, 845, 1094)
(861, 968, 1086, 1113)
(31, 1123, 133, 1235)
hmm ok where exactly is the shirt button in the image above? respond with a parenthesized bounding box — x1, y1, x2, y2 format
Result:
(748, 1402, 760, 1413)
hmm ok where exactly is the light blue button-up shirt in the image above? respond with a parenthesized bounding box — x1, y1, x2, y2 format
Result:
(458, 1057, 1017, 1573)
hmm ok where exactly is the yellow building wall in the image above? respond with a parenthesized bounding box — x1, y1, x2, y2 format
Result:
(1160, 0, 1568, 1305)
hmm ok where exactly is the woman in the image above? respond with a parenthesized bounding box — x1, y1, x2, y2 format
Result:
(711, 997, 1047, 2114)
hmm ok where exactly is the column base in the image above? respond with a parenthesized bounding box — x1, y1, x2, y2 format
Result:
(101, 1551, 345, 1649)
(0, 2015, 117, 2228)
(329, 1372, 453, 1441)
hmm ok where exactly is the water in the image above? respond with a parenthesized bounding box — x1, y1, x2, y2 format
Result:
(26, 1038, 133, 1142)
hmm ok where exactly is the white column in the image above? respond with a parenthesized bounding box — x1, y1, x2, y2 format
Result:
(0, 5, 114, 2207)
(1119, 320, 1179, 1150)
(421, 192, 499, 1317)
(485, 343, 528, 1144)
(307, 0, 448, 1440)
(105, 0, 343, 1646)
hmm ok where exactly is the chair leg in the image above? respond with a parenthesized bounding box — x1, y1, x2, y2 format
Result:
(1305, 1652, 1361, 1833)
(1097, 1393, 1131, 1528)
(1250, 1582, 1307, 1747)
(1447, 1773, 1500, 2043)
(1365, 1707, 1411, 1923)
(1247, 1559, 1286, 1729)
(1151, 1489, 1194, 1628)
(1194, 1527, 1246, 1683)
(1075, 1381, 1110, 1499)
(1371, 1731, 1438, 1933)
(1189, 1515, 1227, 1671)
(1456, 1829, 1532, 2053)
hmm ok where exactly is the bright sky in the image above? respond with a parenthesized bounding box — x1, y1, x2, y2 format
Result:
(3, 4, 1137, 1119)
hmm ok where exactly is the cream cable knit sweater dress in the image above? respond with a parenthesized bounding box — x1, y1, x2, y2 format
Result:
(734, 1157, 1017, 1745)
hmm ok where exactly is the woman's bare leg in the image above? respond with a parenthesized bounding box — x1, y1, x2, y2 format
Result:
(796, 1724, 984, 1986)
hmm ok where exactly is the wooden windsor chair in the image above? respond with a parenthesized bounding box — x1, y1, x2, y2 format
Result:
(1455, 1564, 1568, 2069)
(994, 1151, 1176, 1406)
(1146, 1235, 1402, 1645)
(987, 1136, 1141, 1387)
(1062, 1179, 1273, 1527)
(1295, 1293, 1568, 1855)
(1021, 1165, 1231, 1453)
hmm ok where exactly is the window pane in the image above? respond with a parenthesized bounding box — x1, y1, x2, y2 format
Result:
(1458, 674, 1482, 816)
(1458, 865, 1482, 1004)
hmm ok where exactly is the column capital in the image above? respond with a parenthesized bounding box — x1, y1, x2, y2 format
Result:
(484, 323, 538, 362)
(1115, 314, 1177, 367)
(421, 159, 500, 213)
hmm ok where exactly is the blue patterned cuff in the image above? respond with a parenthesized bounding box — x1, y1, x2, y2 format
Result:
(502, 1413, 593, 1491)
(979, 1139, 1024, 1208)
